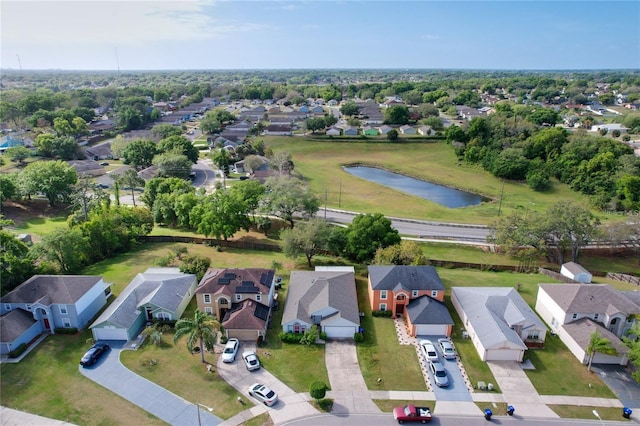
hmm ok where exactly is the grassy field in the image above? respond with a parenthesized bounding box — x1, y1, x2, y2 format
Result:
(261, 136, 594, 225)
(549, 405, 631, 422)
(374, 399, 436, 412)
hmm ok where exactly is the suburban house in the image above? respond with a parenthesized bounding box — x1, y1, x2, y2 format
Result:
(282, 267, 360, 339)
(343, 127, 358, 136)
(90, 268, 196, 341)
(368, 265, 451, 337)
(399, 125, 416, 135)
(535, 284, 637, 366)
(377, 125, 393, 135)
(452, 287, 547, 362)
(362, 126, 378, 136)
(560, 262, 592, 283)
(1, 275, 109, 355)
(417, 126, 435, 136)
(326, 127, 341, 136)
(263, 124, 292, 136)
(196, 268, 275, 340)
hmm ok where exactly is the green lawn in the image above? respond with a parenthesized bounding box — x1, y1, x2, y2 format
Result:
(549, 405, 630, 421)
(262, 136, 592, 225)
(374, 399, 436, 412)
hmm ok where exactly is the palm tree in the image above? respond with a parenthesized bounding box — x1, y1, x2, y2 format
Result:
(586, 330, 617, 372)
(174, 310, 220, 364)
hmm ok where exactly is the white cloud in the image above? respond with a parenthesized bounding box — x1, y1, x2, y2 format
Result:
(1, 0, 264, 46)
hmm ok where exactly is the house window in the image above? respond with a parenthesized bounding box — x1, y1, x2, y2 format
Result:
(219, 298, 228, 305)
(380, 290, 387, 300)
(294, 324, 300, 333)
(527, 331, 539, 340)
(26, 304, 32, 311)
(204, 307, 213, 315)
(62, 318, 71, 328)
(431, 290, 438, 297)
(412, 290, 419, 297)
(572, 313, 578, 320)
(4, 304, 11, 311)
(300, 326, 306, 333)
(380, 303, 387, 311)
(235, 294, 242, 302)
(59, 306, 68, 315)
(156, 312, 171, 321)
(594, 314, 599, 320)
(256, 294, 262, 302)
(203, 294, 211, 303)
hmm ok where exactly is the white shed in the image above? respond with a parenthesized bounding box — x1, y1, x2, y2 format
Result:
(560, 262, 592, 283)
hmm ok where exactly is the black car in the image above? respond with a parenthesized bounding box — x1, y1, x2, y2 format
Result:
(80, 342, 109, 367)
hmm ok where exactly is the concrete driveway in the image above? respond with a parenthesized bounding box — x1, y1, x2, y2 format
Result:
(79, 342, 221, 426)
(417, 336, 473, 402)
(591, 364, 640, 409)
(325, 340, 380, 414)
(216, 343, 319, 425)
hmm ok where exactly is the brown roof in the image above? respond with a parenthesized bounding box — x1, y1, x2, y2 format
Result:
(0, 309, 37, 342)
(196, 268, 274, 298)
(1, 275, 103, 305)
(222, 299, 269, 331)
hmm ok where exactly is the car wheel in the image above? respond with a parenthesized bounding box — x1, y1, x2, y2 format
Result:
(398, 421, 404, 425)
(421, 421, 427, 424)
(263, 401, 268, 406)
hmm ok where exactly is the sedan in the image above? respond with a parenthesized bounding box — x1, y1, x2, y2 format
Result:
(437, 338, 456, 360)
(428, 360, 449, 387)
(80, 342, 109, 367)
(419, 340, 439, 363)
(248, 383, 278, 406)
(242, 350, 261, 371)
(221, 338, 239, 363)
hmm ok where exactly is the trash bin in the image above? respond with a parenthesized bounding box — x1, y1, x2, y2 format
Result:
(484, 408, 492, 420)
(507, 405, 515, 416)
(623, 407, 632, 419)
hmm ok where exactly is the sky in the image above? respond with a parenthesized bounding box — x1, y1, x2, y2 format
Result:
(1, 0, 639, 71)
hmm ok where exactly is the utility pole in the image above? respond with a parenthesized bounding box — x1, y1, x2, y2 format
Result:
(16, 54, 23, 71)
(324, 189, 327, 219)
(338, 180, 342, 208)
(497, 179, 505, 216)
(115, 48, 120, 73)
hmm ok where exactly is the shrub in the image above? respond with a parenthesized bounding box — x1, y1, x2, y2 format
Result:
(54, 327, 78, 335)
(317, 398, 333, 412)
(319, 332, 328, 341)
(353, 332, 364, 342)
(372, 310, 393, 318)
(8, 343, 27, 358)
(278, 332, 304, 344)
(300, 325, 319, 345)
(309, 381, 328, 400)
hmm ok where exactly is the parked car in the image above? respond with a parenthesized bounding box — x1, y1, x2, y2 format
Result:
(393, 404, 432, 423)
(428, 360, 449, 387)
(221, 338, 239, 363)
(437, 338, 456, 360)
(419, 340, 439, 363)
(99, 162, 109, 166)
(80, 342, 109, 367)
(248, 383, 278, 406)
(242, 350, 260, 371)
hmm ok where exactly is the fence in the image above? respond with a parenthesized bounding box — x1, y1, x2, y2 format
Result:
(138, 235, 282, 252)
(607, 272, 640, 286)
(537, 267, 581, 283)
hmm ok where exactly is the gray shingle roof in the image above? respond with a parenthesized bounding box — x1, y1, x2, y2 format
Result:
(1, 275, 103, 305)
(0, 309, 37, 342)
(539, 284, 640, 317)
(368, 266, 445, 292)
(91, 268, 195, 329)
(405, 295, 454, 325)
(282, 270, 360, 327)
(453, 287, 546, 350)
(562, 317, 629, 354)
(562, 262, 589, 275)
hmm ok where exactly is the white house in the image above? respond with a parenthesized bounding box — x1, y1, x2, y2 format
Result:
(535, 284, 637, 366)
(417, 126, 435, 136)
(326, 127, 341, 136)
(452, 287, 547, 362)
(591, 123, 628, 133)
(560, 262, 592, 283)
(399, 125, 416, 135)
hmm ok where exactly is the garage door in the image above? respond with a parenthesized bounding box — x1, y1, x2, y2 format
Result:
(485, 349, 523, 361)
(415, 324, 448, 336)
(92, 326, 128, 341)
(324, 326, 356, 339)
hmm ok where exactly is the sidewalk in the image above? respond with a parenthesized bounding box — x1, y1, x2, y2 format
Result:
(0, 406, 77, 426)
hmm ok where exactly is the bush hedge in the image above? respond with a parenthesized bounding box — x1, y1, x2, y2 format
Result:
(54, 327, 79, 334)
(372, 310, 393, 318)
(8, 343, 28, 358)
(279, 332, 304, 344)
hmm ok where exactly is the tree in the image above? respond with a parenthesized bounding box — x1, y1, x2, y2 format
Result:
(343, 213, 401, 263)
(0, 174, 17, 202)
(18, 160, 77, 206)
(611, 129, 621, 138)
(34, 133, 78, 159)
(179, 254, 211, 281)
(281, 218, 333, 267)
(228, 179, 265, 221)
(373, 240, 426, 265)
(116, 168, 146, 207)
(117, 106, 143, 131)
(174, 310, 219, 364)
(445, 125, 468, 144)
(141, 177, 194, 210)
(340, 102, 360, 117)
(34, 227, 90, 273)
(157, 135, 199, 163)
(261, 176, 320, 228)
(153, 153, 192, 179)
(4, 146, 32, 167)
(243, 155, 264, 174)
(190, 190, 251, 240)
(600, 215, 640, 265)
(109, 135, 130, 159)
(269, 151, 294, 175)
(492, 148, 530, 180)
(152, 123, 183, 140)
(542, 201, 600, 264)
(586, 331, 616, 372)
(384, 105, 410, 125)
(69, 176, 108, 223)
(212, 148, 231, 178)
(386, 129, 399, 142)
(0, 224, 35, 295)
(122, 139, 157, 168)
(305, 116, 327, 133)
(423, 116, 444, 131)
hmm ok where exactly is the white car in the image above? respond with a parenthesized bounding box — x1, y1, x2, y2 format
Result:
(248, 383, 278, 406)
(428, 360, 449, 387)
(242, 350, 260, 371)
(438, 338, 456, 360)
(221, 338, 239, 363)
(419, 339, 439, 363)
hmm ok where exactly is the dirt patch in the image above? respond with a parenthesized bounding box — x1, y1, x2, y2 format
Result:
(1, 199, 70, 226)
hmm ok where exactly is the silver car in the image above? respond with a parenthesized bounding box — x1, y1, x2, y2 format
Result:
(428, 360, 449, 387)
(419, 339, 439, 363)
(242, 350, 261, 371)
(438, 338, 456, 360)
(221, 338, 239, 363)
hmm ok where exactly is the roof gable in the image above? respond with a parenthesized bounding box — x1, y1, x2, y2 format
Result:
(539, 284, 640, 317)
(368, 265, 445, 292)
(406, 295, 454, 325)
(197, 268, 274, 297)
(1, 275, 102, 305)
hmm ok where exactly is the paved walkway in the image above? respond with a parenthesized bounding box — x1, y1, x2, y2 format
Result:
(0, 406, 77, 426)
(325, 340, 380, 414)
(79, 342, 221, 426)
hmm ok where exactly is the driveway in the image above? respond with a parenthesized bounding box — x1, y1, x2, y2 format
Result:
(591, 364, 640, 409)
(325, 340, 380, 414)
(216, 343, 319, 425)
(79, 342, 221, 426)
(416, 336, 473, 402)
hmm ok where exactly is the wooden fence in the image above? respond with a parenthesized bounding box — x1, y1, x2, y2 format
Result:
(138, 235, 282, 252)
(607, 272, 640, 286)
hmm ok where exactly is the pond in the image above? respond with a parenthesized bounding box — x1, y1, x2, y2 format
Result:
(343, 166, 484, 208)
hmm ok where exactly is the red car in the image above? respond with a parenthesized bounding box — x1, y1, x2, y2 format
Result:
(393, 404, 432, 424)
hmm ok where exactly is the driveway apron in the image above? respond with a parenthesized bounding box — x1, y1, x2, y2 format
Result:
(79, 343, 221, 426)
(325, 340, 380, 414)
(216, 343, 319, 425)
(591, 364, 640, 409)
(487, 361, 559, 418)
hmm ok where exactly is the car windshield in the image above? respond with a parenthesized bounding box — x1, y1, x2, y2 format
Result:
(224, 347, 234, 353)
(265, 390, 275, 398)
(435, 370, 446, 377)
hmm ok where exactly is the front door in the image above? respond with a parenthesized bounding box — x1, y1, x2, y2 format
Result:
(396, 304, 404, 315)
(146, 308, 153, 321)
(43, 318, 50, 331)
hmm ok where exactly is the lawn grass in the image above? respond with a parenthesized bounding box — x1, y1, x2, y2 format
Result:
(0, 331, 164, 425)
(262, 136, 592, 225)
(242, 412, 273, 426)
(549, 405, 630, 421)
(373, 399, 436, 412)
(355, 276, 426, 390)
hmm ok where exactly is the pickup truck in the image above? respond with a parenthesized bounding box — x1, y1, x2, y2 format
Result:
(393, 404, 433, 423)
